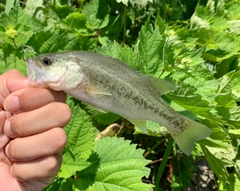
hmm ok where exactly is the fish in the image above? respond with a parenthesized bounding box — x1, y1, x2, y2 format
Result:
(26, 51, 212, 155)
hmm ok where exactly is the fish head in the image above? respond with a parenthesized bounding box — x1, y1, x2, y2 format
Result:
(26, 52, 84, 91)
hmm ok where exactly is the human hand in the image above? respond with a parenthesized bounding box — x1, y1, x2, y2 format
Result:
(0, 70, 71, 191)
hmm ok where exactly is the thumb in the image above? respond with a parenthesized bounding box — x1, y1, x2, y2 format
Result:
(0, 70, 30, 107)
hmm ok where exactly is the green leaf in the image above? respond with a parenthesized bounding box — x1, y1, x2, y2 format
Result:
(82, 0, 110, 29)
(219, 173, 240, 191)
(27, 30, 78, 53)
(43, 177, 73, 191)
(1, 4, 41, 46)
(65, 12, 88, 34)
(227, 70, 240, 102)
(226, 1, 240, 20)
(137, 19, 165, 76)
(202, 144, 236, 182)
(0, 46, 27, 75)
(4, 0, 15, 15)
(96, 41, 139, 70)
(216, 107, 240, 128)
(167, 87, 213, 117)
(73, 137, 153, 191)
(85, 105, 120, 126)
(25, 0, 43, 16)
(100, 15, 123, 41)
(116, 0, 153, 7)
(59, 98, 95, 178)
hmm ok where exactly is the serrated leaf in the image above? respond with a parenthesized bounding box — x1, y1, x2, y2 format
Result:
(1, 4, 41, 47)
(226, 1, 240, 20)
(96, 41, 138, 70)
(116, 0, 153, 7)
(59, 98, 95, 178)
(137, 19, 165, 76)
(216, 106, 240, 128)
(226, 70, 240, 102)
(0, 46, 27, 75)
(27, 30, 78, 53)
(167, 87, 212, 117)
(202, 144, 236, 182)
(73, 137, 153, 191)
(227, 20, 240, 35)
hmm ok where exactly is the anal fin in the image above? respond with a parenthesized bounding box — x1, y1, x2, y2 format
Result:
(126, 118, 148, 134)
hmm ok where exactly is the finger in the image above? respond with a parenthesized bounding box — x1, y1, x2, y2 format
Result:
(3, 102, 71, 138)
(11, 154, 62, 181)
(0, 111, 11, 148)
(0, 70, 29, 106)
(5, 127, 67, 161)
(3, 87, 67, 113)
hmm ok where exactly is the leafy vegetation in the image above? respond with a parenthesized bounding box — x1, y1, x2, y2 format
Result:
(1, 0, 240, 190)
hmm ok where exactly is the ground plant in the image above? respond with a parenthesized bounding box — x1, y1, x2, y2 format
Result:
(1, 0, 240, 190)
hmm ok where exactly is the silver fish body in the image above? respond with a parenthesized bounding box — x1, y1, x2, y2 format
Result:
(26, 51, 212, 155)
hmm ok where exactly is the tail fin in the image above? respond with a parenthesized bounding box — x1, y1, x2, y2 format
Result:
(171, 118, 212, 155)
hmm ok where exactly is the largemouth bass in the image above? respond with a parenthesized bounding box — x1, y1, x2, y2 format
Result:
(26, 51, 212, 155)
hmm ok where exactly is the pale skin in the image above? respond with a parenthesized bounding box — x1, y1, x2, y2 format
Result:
(0, 70, 71, 191)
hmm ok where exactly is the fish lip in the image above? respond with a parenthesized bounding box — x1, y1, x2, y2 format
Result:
(26, 58, 48, 88)
(26, 58, 36, 81)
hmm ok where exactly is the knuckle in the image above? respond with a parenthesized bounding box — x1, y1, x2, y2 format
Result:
(42, 155, 62, 175)
(10, 116, 27, 136)
(49, 102, 72, 126)
(51, 128, 67, 152)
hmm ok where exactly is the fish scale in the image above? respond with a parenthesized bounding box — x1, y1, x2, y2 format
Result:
(26, 51, 212, 155)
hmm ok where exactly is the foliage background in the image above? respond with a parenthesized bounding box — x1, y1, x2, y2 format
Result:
(1, 0, 240, 190)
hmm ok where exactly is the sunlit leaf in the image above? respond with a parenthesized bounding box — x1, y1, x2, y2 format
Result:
(73, 137, 153, 191)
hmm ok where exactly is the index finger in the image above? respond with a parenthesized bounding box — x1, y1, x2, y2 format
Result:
(0, 70, 29, 107)
(4, 88, 67, 113)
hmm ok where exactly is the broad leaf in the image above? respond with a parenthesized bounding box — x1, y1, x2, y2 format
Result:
(59, 98, 95, 178)
(73, 137, 153, 191)
(82, 0, 110, 29)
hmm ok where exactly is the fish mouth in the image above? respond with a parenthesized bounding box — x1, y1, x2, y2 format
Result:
(26, 58, 36, 81)
(26, 58, 48, 88)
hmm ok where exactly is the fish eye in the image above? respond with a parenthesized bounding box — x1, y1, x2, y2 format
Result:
(42, 58, 52, 66)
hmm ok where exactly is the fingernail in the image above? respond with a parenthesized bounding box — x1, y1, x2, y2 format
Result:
(4, 144, 10, 158)
(3, 120, 13, 138)
(3, 96, 20, 112)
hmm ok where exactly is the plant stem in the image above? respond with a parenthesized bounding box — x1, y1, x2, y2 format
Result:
(154, 137, 174, 190)
(123, 6, 127, 44)
(143, 137, 165, 158)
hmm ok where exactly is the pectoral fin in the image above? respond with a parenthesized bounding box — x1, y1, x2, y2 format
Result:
(126, 118, 148, 134)
(86, 85, 112, 96)
(148, 76, 176, 95)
